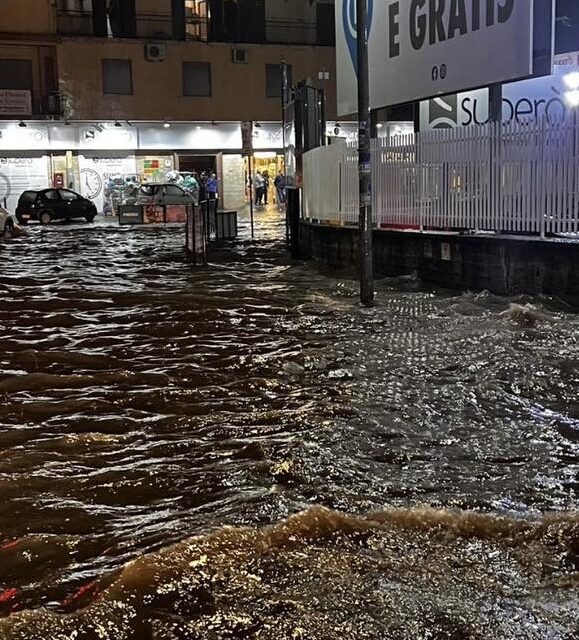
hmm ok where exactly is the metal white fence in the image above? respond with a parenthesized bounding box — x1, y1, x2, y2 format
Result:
(302, 120, 579, 236)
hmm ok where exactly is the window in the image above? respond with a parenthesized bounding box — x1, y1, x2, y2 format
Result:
(102, 59, 133, 95)
(42, 190, 60, 201)
(60, 190, 79, 201)
(139, 185, 158, 196)
(316, 3, 335, 46)
(266, 63, 291, 99)
(165, 185, 185, 196)
(182, 61, 211, 96)
(0, 60, 33, 90)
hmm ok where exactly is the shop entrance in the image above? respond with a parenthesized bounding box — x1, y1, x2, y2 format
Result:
(246, 153, 285, 205)
(177, 155, 217, 175)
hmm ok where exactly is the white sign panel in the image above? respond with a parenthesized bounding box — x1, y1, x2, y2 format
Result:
(78, 155, 137, 214)
(337, 0, 537, 116)
(79, 126, 138, 150)
(0, 156, 49, 212)
(420, 52, 579, 129)
(0, 90, 32, 116)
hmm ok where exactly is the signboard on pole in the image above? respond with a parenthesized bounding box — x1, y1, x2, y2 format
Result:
(336, 0, 554, 116)
(240, 121, 253, 157)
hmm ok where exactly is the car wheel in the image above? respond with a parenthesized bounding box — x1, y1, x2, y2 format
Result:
(39, 211, 52, 225)
(3, 219, 14, 237)
(85, 214, 96, 223)
(16, 215, 28, 226)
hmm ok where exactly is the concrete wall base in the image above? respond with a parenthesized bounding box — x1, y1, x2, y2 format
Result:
(298, 222, 579, 304)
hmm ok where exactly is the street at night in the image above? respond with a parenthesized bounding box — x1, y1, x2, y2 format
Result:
(0, 216, 577, 637)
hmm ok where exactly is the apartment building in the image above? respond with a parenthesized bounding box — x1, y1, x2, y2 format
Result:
(0, 0, 341, 211)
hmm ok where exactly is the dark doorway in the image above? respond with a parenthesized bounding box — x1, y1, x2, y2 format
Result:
(178, 155, 217, 174)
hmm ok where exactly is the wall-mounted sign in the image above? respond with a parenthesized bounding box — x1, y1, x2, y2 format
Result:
(78, 155, 137, 213)
(420, 52, 579, 130)
(0, 156, 49, 211)
(0, 90, 32, 116)
(336, 0, 554, 115)
(79, 126, 137, 150)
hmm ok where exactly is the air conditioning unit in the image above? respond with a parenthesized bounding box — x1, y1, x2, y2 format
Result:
(145, 43, 167, 63)
(231, 48, 247, 64)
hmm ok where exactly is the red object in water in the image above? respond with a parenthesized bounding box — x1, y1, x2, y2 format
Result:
(61, 580, 100, 609)
(0, 589, 19, 604)
(0, 540, 20, 551)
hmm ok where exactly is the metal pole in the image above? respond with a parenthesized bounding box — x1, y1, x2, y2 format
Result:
(249, 154, 254, 238)
(356, 0, 374, 306)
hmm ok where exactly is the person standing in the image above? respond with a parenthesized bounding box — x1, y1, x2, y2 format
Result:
(274, 171, 286, 206)
(254, 171, 265, 205)
(262, 170, 270, 205)
(198, 171, 208, 201)
(206, 173, 219, 200)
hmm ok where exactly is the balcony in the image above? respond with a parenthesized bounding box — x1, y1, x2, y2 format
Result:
(57, 10, 176, 40)
(0, 90, 65, 119)
(265, 19, 317, 46)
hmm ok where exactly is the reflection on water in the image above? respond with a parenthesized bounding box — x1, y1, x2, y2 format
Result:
(0, 216, 577, 638)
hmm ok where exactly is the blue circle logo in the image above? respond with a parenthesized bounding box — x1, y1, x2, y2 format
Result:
(343, 0, 374, 74)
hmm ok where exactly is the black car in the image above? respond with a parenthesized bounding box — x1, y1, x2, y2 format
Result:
(16, 189, 97, 225)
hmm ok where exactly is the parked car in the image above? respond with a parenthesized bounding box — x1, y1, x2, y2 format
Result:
(16, 189, 97, 225)
(133, 183, 194, 207)
(0, 205, 14, 236)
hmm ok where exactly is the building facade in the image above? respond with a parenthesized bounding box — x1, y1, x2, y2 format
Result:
(0, 0, 339, 211)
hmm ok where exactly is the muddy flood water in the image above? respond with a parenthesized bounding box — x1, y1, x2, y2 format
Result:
(0, 214, 577, 639)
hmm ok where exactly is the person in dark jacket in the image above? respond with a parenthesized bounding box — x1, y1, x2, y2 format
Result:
(274, 171, 286, 205)
(262, 170, 270, 205)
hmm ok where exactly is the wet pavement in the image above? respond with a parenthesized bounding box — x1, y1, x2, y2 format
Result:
(0, 212, 577, 639)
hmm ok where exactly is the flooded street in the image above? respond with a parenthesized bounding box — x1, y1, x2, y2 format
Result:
(0, 214, 577, 639)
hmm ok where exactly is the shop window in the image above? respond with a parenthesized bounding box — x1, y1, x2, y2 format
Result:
(266, 63, 291, 99)
(182, 61, 211, 96)
(102, 59, 133, 95)
(0, 60, 33, 90)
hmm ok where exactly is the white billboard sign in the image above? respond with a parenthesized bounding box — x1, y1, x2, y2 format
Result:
(420, 52, 579, 130)
(337, 0, 542, 116)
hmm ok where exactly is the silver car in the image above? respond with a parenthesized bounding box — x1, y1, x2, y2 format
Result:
(135, 183, 193, 207)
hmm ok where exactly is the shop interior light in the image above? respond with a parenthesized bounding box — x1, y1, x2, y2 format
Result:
(18, 120, 27, 128)
(376, 123, 384, 128)
(565, 89, 579, 107)
(564, 72, 579, 90)
(163, 121, 171, 128)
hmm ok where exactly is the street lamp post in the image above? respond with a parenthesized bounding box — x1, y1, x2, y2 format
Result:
(356, 0, 374, 306)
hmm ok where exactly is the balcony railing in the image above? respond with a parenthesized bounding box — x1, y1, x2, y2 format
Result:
(0, 90, 65, 119)
(57, 11, 329, 46)
(57, 10, 176, 40)
(265, 19, 317, 46)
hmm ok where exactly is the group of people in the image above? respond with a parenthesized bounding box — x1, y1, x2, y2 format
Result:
(167, 170, 219, 204)
(253, 170, 286, 207)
